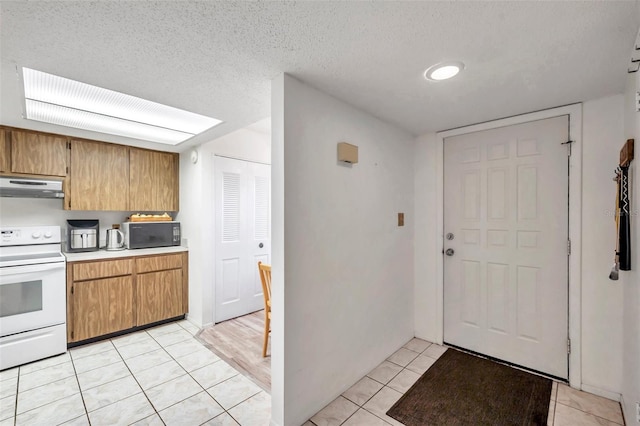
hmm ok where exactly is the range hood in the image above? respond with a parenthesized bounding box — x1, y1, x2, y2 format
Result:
(0, 177, 64, 199)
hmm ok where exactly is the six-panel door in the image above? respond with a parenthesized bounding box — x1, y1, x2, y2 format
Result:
(443, 116, 569, 379)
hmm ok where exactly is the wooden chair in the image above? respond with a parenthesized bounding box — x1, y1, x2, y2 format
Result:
(258, 261, 272, 357)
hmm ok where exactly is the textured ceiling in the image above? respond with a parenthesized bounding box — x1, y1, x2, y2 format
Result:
(1, 1, 637, 152)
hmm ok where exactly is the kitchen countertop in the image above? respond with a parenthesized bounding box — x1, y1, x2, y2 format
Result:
(64, 246, 188, 262)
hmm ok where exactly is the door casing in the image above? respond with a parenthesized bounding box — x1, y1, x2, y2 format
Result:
(434, 104, 583, 388)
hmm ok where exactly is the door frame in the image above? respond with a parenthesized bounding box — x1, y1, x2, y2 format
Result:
(434, 104, 582, 388)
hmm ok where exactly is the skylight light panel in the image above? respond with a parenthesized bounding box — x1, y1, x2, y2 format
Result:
(22, 67, 222, 145)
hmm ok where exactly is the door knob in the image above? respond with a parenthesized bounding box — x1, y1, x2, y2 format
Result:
(259, 243, 264, 248)
(445, 248, 455, 256)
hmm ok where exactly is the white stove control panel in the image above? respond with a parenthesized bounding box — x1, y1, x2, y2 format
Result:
(0, 226, 61, 246)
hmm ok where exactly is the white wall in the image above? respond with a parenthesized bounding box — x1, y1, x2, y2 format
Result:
(0, 198, 127, 247)
(178, 126, 270, 327)
(580, 95, 625, 396)
(621, 71, 640, 425)
(272, 74, 415, 426)
(414, 95, 626, 398)
(270, 74, 285, 426)
(414, 132, 439, 341)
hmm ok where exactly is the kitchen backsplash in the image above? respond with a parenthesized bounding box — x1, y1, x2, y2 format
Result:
(0, 198, 167, 247)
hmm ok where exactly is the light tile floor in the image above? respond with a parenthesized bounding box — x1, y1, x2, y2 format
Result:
(1, 329, 626, 426)
(0, 320, 270, 426)
(307, 338, 625, 426)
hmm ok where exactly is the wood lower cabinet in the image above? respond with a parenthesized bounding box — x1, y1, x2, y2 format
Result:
(137, 269, 183, 325)
(10, 130, 67, 176)
(71, 276, 134, 342)
(67, 252, 188, 344)
(69, 139, 129, 210)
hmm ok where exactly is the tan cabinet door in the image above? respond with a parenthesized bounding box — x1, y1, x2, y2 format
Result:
(70, 140, 129, 210)
(71, 276, 134, 341)
(129, 148, 179, 212)
(11, 130, 67, 176)
(0, 130, 8, 173)
(156, 151, 179, 211)
(136, 269, 182, 326)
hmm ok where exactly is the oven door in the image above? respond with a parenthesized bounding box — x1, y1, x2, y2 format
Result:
(0, 262, 66, 337)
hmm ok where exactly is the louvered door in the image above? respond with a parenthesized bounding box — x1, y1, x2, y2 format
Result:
(214, 156, 271, 322)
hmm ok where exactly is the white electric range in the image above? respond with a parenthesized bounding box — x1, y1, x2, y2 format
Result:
(0, 226, 67, 370)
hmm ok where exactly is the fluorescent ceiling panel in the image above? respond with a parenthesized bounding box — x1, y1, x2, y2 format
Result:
(22, 67, 222, 145)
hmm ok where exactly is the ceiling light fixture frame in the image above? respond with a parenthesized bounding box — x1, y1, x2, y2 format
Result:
(424, 61, 465, 81)
(19, 67, 223, 145)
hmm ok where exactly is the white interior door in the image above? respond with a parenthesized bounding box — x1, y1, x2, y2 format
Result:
(443, 116, 569, 379)
(215, 156, 271, 323)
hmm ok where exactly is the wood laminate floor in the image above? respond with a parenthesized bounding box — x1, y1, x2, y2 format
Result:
(197, 310, 271, 392)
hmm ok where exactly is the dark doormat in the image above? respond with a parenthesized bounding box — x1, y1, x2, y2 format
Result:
(386, 348, 552, 426)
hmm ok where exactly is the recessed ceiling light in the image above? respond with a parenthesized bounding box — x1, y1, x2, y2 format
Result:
(21, 67, 222, 145)
(424, 61, 465, 81)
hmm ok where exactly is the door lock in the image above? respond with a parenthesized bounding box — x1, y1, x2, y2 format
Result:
(259, 243, 264, 248)
(446, 233, 454, 240)
(445, 248, 455, 256)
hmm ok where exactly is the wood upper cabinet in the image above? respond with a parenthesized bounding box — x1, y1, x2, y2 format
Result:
(0, 130, 8, 173)
(69, 139, 129, 210)
(71, 276, 134, 342)
(10, 130, 67, 176)
(1, 127, 180, 212)
(129, 148, 179, 212)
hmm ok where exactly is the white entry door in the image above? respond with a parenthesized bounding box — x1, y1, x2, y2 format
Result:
(215, 156, 271, 323)
(443, 116, 569, 379)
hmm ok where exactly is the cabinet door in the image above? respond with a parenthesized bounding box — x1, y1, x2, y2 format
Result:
(129, 148, 179, 211)
(69, 140, 129, 210)
(0, 130, 8, 173)
(129, 148, 156, 211)
(11, 130, 67, 176)
(156, 151, 179, 211)
(71, 275, 133, 341)
(136, 269, 183, 326)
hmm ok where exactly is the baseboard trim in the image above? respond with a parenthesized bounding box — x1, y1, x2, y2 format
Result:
(581, 383, 621, 402)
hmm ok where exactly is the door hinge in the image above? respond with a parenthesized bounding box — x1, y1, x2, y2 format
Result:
(567, 338, 571, 354)
(71, 285, 74, 295)
(67, 141, 71, 149)
(561, 140, 573, 157)
(567, 239, 571, 256)
(71, 331, 74, 339)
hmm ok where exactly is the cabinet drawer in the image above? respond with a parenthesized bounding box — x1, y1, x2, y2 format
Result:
(136, 254, 183, 273)
(72, 259, 134, 281)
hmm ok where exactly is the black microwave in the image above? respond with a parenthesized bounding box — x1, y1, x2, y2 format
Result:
(121, 221, 181, 249)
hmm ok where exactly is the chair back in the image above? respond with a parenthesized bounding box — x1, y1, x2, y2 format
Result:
(258, 261, 272, 311)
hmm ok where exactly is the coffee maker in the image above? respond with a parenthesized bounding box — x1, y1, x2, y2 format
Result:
(67, 219, 99, 252)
